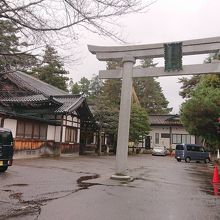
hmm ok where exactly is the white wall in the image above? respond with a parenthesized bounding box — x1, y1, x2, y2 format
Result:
(62, 126, 66, 142)
(66, 115, 79, 127)
(55, 126, 61, 142)
(47, 125, 55, 141)
(73, 117, 79, 128)
(77, 128, 80, 143)
(149, 125, 195, 149)
(4, 119, 17, 137)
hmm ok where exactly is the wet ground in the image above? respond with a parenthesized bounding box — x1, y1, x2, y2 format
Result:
(0, 154, 219, 220)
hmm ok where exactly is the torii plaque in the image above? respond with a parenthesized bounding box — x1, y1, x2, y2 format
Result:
(88, 37, 220, 179)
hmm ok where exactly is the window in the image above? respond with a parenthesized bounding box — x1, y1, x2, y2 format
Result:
(33, 123, 40, 139)
(155, 133, 159, 144)
(65, 127, 77, 143)
(16, 120, 47, 140)
(186, 145, 193, 151)
(182, 134, 191, 144)
(186, 145, 204, 152)
(24, 122, 32, 138)
(172, 134, 192, 144)
(16, 121, 25, 138)
(161, 133, 170, 138)
(176, 145, 184, 150)
(0, 130, 13, 145)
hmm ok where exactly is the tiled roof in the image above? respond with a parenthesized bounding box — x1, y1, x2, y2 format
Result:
(149, 114, 182, 125)
(1, 94, 86, 114)
(7, 71, 68, 96)
(0, 71, 94, 120)
(1, 94, 48, 103)
(53, 95, 85, 114)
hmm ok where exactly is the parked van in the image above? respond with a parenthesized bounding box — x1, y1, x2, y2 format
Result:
(0, 128, 14, 172)
(175, 144, 210, 163)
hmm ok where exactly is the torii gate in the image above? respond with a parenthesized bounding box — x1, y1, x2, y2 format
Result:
(88, 37, 220, 179)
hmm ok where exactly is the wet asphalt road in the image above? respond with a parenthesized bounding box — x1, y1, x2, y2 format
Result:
(0, 154, 219, 220)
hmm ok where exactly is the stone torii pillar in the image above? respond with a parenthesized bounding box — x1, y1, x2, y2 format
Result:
(115, 55, 135, 175)
(88, 36, 220, 179)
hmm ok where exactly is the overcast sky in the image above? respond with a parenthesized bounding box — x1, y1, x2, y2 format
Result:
(67, 0, 220, 114)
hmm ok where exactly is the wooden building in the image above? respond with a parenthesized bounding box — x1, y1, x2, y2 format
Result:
(0, 71, 98, 156)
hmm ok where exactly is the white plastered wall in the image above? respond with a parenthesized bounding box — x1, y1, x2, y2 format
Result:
(54, 126, 61, 142)
(62, 126, 66, 142)
(66, 114, 79, 127)
(149, 125, 195, 149)
(47, 125, 55, 141)
(4, 118, 17, 137)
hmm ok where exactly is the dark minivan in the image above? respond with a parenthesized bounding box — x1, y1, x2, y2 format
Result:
(0, 128, 14, 172)
(175, 144, 210, 163)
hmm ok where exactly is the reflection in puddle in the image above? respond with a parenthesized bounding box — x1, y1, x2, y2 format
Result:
(213, 184, 219, 196)
(77, 174, 101, 188)
(5, 183, 28, 187)
(201, 183, 220, 196)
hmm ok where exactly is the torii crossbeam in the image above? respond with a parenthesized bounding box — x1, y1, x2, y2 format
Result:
(88, 37, 220, 179)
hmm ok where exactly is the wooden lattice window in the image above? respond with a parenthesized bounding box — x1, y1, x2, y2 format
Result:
(16, 120, 47, 140)
(65, 127, 77, 143)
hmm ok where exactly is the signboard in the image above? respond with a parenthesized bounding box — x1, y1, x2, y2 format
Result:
(164, 43, 182, 71)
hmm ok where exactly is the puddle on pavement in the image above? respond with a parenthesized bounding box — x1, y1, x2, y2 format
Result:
(185, 163, 220, 196)
(5, 183, 28, 187)
(2, 189, 12, 192)
(77, 174, 102, 188)
(201, 184, 220, 196)
(9, 192, 23, 201)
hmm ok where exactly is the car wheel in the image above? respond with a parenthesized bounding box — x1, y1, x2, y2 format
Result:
(204, 158, 210, 163)
(185, 157, 191, 163)
(177, 158, 181, 162)
(0, 166, 8, 173)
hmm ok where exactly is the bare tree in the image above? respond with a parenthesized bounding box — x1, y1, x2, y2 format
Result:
(0, 0, 154, 43)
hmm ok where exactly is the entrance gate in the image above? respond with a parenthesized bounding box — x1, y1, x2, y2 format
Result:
(88, 37, 220, 178)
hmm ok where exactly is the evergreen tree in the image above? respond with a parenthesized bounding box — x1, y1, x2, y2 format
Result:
(129, 104, 150, 144)
(32, 45, 69, 91)
(0, 19, 36, 73)
(93, 60, 151, 148)
(70, 82, 80, 94)
(78, 77, 90, 97)
(89, 75, 104, 101)
(134, 58, 172, 114)
(179, 75, 201, 99)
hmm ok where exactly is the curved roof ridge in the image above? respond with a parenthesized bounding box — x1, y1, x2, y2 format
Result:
(53, 94, 82, 98)
(65, 96, 85, 113)
(8, 71, 68, 96)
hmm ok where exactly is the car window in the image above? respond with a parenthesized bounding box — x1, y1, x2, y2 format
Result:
(186, 145, 192, 151)
(176, 145, 184, 150)
(198, 147, 205, 152)
(0, 130, 13, 145)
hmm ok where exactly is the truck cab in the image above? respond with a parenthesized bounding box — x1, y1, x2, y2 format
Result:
(0, 128, 14, 172)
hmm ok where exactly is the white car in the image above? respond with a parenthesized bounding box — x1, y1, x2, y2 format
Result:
(152, 146, 167, 156)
